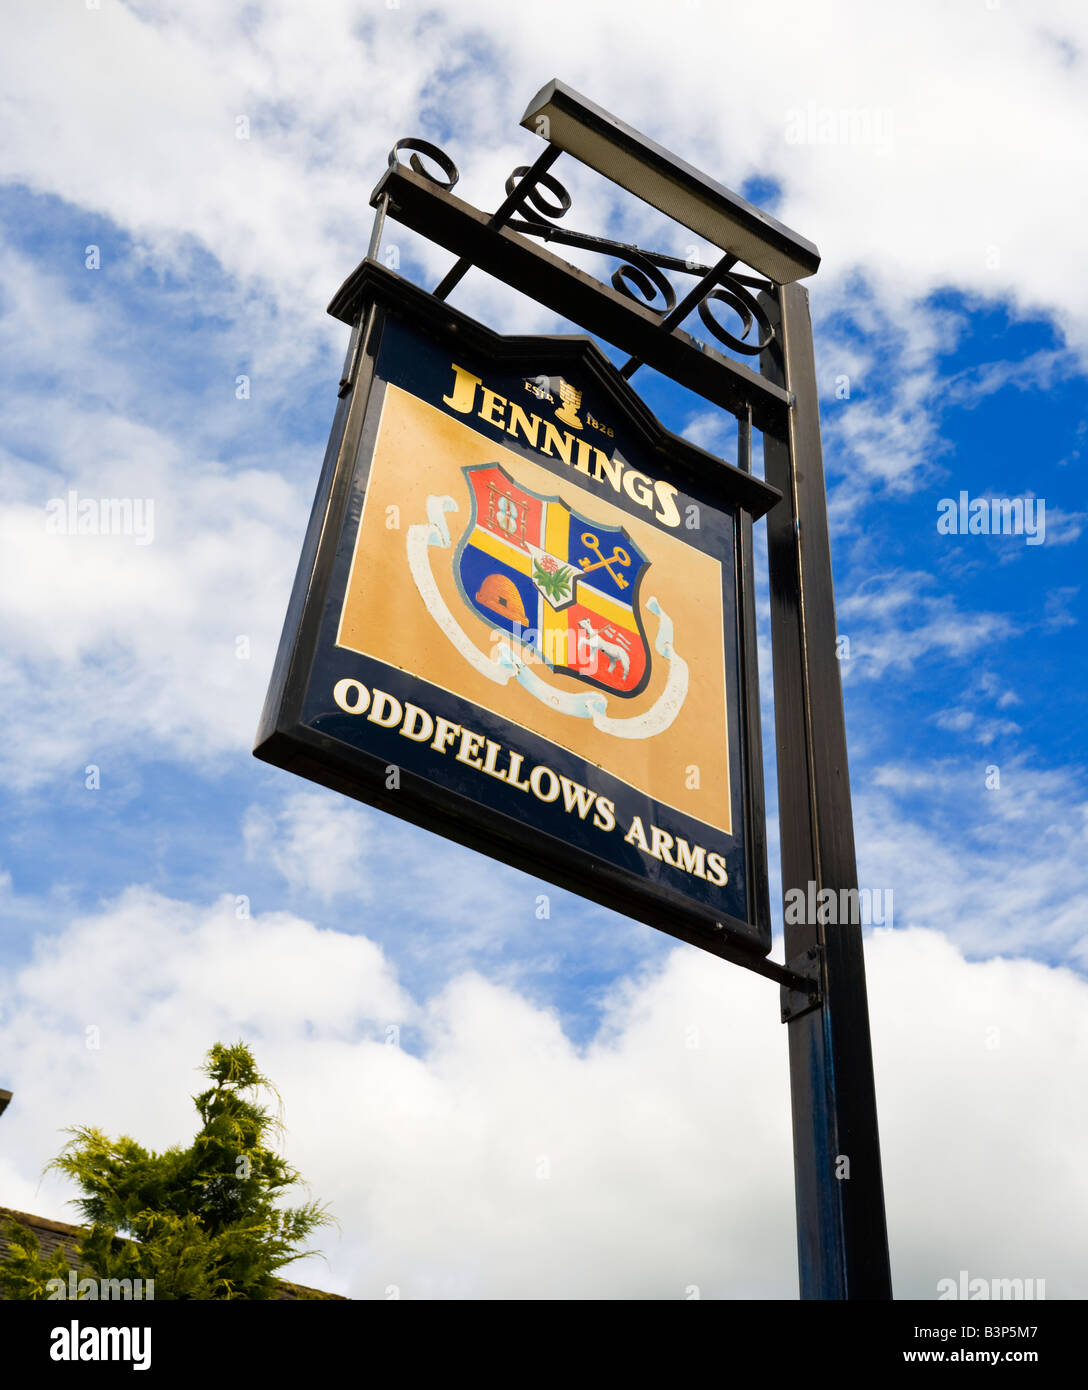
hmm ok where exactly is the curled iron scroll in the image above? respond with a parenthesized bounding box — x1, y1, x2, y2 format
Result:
(697, 280, 775, 355)
(388, 138, 459, 191)
(504, 165, 572, 220)
(611, 255, 677, 316)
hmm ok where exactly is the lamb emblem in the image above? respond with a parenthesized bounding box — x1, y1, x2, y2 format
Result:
(578, 618, 631, 680)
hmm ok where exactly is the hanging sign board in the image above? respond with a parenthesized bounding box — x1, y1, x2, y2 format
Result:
(255, 263, 778, 959)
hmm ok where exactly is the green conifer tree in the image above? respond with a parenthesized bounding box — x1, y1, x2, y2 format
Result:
(0, 1042, 332, 1300)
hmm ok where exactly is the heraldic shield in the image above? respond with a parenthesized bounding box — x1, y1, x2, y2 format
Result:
(454, 463, 652, 698)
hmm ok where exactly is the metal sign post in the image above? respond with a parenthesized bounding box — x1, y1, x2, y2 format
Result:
(257, 79, 892, 1298)
(763, 284, 892, 1298)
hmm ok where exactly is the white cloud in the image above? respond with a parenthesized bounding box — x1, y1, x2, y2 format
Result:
(0, 890, 1084, 1299)
(1041, 505, 1087, 546)
(866, 927, 1088, 1299)
(4, 1, 1088, 350)
(934, 708, 977, 734)
(817, 294, 963, 516)
(857, 757, 1088, 964)
(944, 348, 1086, 408)
(837, 570, 1015, 681)
(1043, 586, 1079, 630)
(0, 262, 305, 787)
(238, 785, 669, 997)
(243, 789, 375, 902)
(10, 887, 412, 1039)
(932, 707, 1021, 746)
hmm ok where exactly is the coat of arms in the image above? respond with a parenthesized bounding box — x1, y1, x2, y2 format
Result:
(455, 463, 652, 698)
(406, 461, 689, 739)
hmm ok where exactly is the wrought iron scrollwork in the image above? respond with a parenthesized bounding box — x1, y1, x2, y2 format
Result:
(610, 257, 677, 316)
(698, 281, 775, 356)
(388, 138, 459, 190)
(382, 136, 778, 355)
(497, 160, 773, 341)
(500, 162, 677, 319)
(504, 166, 571, 220)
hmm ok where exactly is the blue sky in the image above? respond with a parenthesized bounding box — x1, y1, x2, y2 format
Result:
(0, 0, 1086, 1299)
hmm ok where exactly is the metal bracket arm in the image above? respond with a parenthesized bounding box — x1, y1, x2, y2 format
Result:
(780, 944, 823, 1023)
(368, 163, 791, 434)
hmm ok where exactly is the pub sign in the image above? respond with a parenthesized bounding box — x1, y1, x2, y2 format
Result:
(256, 264, 779, 960)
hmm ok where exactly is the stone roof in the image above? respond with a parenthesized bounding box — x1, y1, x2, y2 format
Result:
(0, 1206, 346, 1300)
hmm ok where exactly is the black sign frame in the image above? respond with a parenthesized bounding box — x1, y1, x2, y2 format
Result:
(255, 261, 780, 963)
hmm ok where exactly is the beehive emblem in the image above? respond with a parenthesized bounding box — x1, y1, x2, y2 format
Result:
(475, 572, 529, 625)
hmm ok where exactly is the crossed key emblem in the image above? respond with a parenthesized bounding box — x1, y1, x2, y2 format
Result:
(578, 531, 632, 589)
